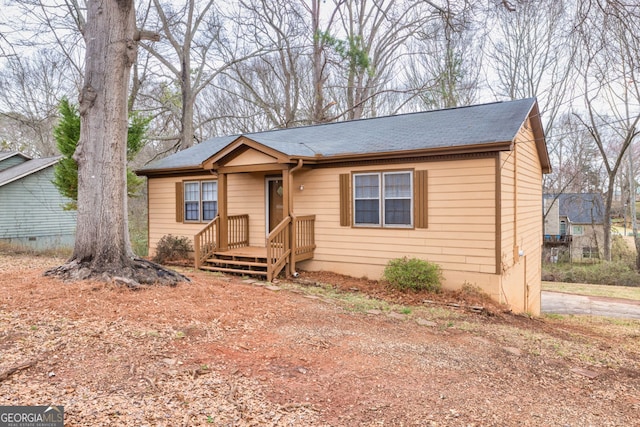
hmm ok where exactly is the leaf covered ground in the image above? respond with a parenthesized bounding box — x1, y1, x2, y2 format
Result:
(1, 253, 639, 426)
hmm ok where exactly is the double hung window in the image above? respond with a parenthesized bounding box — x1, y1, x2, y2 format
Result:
(353, 171, 412, 227)
(184, 180, 218, 222)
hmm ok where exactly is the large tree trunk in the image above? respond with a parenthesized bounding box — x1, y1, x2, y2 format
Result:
(46, 0, 186, 286)
(74, 0, 135, 266)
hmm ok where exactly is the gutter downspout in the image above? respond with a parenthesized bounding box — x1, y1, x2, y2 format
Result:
(288, 159, 304, 277)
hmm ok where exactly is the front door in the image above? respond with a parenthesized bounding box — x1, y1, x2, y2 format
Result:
(266, 177, 284, 234)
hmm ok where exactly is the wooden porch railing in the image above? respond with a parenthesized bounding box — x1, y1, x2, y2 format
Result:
(228, 214, 250, 249)
(292, 214, 316, 262)
(194, 214, 249, 269)
(194, 217, 218, 269)
(266, 216, 291, 281)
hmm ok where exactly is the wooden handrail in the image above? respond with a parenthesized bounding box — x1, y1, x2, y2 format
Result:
(292, 214, 316, 262)
(228, 214, 249, 249)
(194, 217, 218, 269)
(266, 216, 291, 281)
(194, 214, 249, 268)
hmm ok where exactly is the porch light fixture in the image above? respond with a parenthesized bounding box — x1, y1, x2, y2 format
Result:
(299, 185, 304, 191)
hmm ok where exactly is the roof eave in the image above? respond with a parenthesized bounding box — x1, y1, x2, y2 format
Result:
(0, 157, 60, 187)
(527, 101, 552, 174)
(138, 141, 515, 175)
(295, 141, 514, 164)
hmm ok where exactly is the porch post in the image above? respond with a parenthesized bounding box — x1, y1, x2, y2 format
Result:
(218, 172, 228, 251)
(282, 168, 293, 277)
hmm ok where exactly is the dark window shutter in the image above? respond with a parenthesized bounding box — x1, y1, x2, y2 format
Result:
(339, 173, 350, 226)
(414, 170, 428, 228)
(175, 181, 184, 223)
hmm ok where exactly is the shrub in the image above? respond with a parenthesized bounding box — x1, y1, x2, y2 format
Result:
(542, 259, 640, 287)
(611, 234, 635, 267)
(153, 235, 193, 264)
(383, 257, 442, 292)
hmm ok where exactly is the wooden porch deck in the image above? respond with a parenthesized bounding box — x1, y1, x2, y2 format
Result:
(213, 246, 268, 258)
(194, 214, 316, 281)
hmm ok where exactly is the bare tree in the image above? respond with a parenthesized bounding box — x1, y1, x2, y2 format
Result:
(217, 0, 308, 129)
(0, 50, 74, 156)
(402, 0, 479, 111)
(46, 0, 184, 285)
(571, 0, 640, 262)
(486, 0, 575, 176)
(546, 113, 602, 195)
(326, 0, 431, 120)
(140, 0, 269, 150)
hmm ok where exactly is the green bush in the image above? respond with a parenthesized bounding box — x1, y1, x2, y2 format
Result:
(383, 257, 442, 292)
(542, 260, 640, 287)
(152, 235, 192, 264)
(611, 234, 635, 267)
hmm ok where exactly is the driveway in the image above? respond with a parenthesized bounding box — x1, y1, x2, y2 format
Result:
(541, 291, 640, 319)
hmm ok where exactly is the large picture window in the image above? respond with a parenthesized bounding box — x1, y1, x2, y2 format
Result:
(184, 180, 218, 222)
(353, 171, 413, 227)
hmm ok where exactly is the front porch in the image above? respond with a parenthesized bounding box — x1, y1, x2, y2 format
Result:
(193, 214, 316, 281)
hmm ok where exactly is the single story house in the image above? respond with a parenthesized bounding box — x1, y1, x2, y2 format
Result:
(0, 151, 76, 251)
(543, 193, 605, 262)
(137, 98, 550, 314)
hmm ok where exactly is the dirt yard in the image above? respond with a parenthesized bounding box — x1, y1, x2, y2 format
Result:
(1, 253, 639, 426)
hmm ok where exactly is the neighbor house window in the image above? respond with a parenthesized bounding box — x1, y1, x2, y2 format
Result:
(184, 180, 218, 222)
(572, 225, 583, 236)
(353, 171, 413, 227)
(583, 247, 599, 259)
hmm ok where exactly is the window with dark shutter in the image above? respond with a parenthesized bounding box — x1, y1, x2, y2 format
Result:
(339, 173, 350, 226)
(414, 170, 428, 228)
(175, 181, 184, 223)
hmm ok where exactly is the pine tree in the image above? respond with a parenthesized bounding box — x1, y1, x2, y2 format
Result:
(52, 98, 80, 209)
(52, 98, 150, 209)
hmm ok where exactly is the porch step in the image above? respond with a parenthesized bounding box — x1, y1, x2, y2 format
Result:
(200, 265, 268, 277)
(201, 254, 269, 278)
(205, 257, 267, 268)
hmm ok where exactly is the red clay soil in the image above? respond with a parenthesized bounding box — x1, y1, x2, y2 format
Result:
(0, 253, 639, 426)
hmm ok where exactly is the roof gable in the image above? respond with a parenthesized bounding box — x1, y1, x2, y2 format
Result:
(0, 151, 32, 172)
(202, 136, 292, 169)
(0, 156, 61, 188)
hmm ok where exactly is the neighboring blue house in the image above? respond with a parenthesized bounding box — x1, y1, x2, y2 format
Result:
(0, 151, 76, 251)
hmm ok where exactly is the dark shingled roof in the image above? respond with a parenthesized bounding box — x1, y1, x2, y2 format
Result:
(545, 193, 605, 224)
(0, 156, 60, 187)
(139, 98, 540, 172)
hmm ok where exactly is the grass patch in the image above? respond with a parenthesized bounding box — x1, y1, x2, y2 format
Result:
(280, 280, 460, 323)
(542, 281, 640, 301)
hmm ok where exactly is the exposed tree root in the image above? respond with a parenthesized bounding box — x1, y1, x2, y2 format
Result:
(0, 360, 36, 383)
(44, 257, 190, 288)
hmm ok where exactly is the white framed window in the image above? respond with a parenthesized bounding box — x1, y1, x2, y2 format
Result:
(353, 171, 413, 227)
(572, 225, 583, 236)
(184, 180, 218, 222)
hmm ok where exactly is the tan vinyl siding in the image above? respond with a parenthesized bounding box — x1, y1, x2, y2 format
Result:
(227, 173, 267, 245)
(148, 174, 218, 255)
(499, 119, 543, 314)
(149, 172, 272, 254)
(294, 158, 497, 279)
(226, 148, 277, 166)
